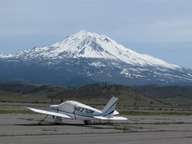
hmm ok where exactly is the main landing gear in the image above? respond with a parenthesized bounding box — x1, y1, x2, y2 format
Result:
(83, 120, 91, 125)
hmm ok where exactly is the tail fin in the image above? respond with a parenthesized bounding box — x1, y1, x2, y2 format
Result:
(102, 96, 118, 116)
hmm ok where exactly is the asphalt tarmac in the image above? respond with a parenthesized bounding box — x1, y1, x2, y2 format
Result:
(1, 114, 192, 144)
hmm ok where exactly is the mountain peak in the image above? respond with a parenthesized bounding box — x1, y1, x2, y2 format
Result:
(57, 30, 113, 48)
(41, 30, 116, 59)
(70, 30, 111, 40)
(71, 30, 100, 37)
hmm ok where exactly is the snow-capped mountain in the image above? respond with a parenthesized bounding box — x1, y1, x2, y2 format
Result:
(0, 31, 192, 86)
(18, 31, 178, 69)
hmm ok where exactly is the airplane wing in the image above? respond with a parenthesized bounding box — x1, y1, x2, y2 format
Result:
(94, 116, 128, 121)
(27, 107, 72, 119)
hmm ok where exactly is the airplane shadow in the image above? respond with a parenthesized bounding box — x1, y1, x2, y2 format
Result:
(17, 123, 86, 126)
(17, 122, 114, 127)
(16, 118, 117, 127)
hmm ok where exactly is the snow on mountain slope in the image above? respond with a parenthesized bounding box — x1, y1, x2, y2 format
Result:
(1, 31, 192, 86)
(18, 31, 179, 69)
(0, 53, 13, 58)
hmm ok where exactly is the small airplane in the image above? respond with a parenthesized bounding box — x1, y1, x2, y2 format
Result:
(27, 96, 127, 124)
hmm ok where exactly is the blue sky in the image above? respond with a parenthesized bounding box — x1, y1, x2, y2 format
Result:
(0, 0, 192, 68)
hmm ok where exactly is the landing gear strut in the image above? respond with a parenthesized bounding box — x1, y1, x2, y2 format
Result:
(84, 120, 91, 125)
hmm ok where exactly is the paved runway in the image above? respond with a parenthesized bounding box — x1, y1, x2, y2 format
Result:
(1, 132, 192, 144)
(1, 114, 192, 144)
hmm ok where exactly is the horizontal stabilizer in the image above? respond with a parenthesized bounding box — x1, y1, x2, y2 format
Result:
(113, 110, 119, 116)
(27, 107, 72, 119)
(94, 116, 128, 121)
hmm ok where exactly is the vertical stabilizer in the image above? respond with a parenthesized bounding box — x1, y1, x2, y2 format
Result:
(102, 96, 118, 116)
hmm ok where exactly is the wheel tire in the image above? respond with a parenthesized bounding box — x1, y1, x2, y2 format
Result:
(84, 120, 91, 125)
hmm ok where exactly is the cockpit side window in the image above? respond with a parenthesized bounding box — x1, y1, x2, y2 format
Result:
(75, 106, 94, 114)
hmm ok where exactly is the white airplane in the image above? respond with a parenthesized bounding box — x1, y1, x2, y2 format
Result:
(27, 96, 127, 124)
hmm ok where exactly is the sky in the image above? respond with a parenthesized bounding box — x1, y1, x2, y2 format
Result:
(0, 0, 192, 68)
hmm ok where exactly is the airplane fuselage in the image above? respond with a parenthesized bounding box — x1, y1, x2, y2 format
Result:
(50, 100, 102, 121)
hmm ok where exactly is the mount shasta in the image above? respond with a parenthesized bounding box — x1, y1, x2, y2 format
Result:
(0, 31, 192, 86)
